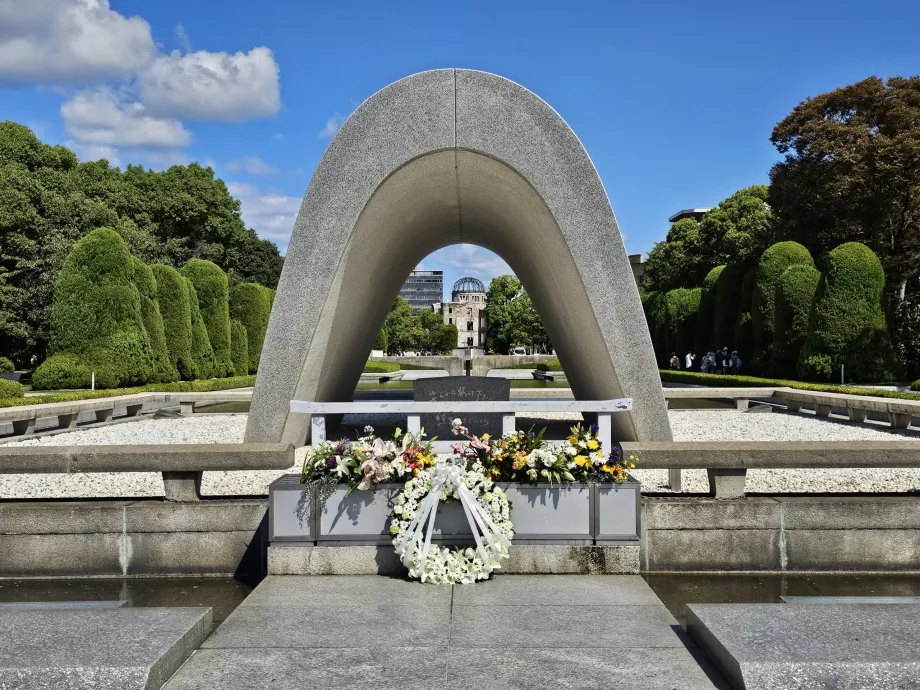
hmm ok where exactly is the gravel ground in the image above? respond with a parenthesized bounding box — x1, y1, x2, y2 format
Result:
(2, 409, 919, 499)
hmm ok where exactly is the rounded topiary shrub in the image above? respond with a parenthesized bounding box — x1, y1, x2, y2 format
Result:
(0, 357, 14, 373)
(151, 264, 196, 380)
(734, 267, 757, 360)
(229, 319, 249, 377)
(133, 259, 179, 384)
(0, 378, 24, 399)
(229, 283, 272, 374)
(752, 241, 814, 368)
(693, 266, 724, 356)
(666, 287, 701, 360)
(713, 264, 747, 348)
(798, 242, 895, 382)
(182, 259, 232, 378)
(373, 327, 388, 353)
(771, 264, 821, 378)
(643, 292, 668, 365)
(911, 379, 920, 392)
(185, 278, 216, 380)
(32, 227, 152, 390)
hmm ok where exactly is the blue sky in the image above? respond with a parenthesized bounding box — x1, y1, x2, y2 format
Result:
(3, 0, 919, 300)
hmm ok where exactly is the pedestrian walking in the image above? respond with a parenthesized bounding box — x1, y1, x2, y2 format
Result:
(685, 351, 695, 370)
(669, 352, 680, 370)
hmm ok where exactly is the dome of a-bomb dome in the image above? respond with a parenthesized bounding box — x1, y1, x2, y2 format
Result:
(452, 277, 486, 294)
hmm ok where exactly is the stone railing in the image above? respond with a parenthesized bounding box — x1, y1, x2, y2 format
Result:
(0, 391, 252, 437)
(0, 443, 294, 501)
(290, 399, 633, 454)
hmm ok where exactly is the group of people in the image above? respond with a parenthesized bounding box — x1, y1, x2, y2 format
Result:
(669, 347, 742, 375)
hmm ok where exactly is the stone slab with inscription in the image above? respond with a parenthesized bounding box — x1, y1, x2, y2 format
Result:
(413, 376, 510, 439)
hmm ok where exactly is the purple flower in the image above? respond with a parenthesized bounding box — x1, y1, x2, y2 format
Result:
(363, 425, 374, 434)
(590, 423, 599, 433)
(325, 457, 337, 469)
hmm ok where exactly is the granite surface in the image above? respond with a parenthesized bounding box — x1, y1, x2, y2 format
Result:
(0, 607, 211, 690)
(413, 375, 509, 439)
(687, 603, 920, 689)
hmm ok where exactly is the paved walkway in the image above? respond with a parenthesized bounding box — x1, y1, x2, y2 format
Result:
(164, 575, 727, 689)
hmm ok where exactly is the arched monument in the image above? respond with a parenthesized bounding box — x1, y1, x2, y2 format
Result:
(245, 69, 672, 445)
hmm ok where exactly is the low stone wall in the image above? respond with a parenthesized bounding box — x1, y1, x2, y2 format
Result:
(371, 354, 556, 377)
(2, 495, 919, 577)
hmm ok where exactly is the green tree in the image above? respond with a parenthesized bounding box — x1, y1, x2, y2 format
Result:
(186, 278, 216, 380)
(181, 259, 233, 377)
(372, 327, 388, 353)
(698, 186, 776, 267)
(665, 288, 702, 360)
(693, 266, 724, 356)
(752, 241, 814, 370)
(771, 264, 821, 377)
(770, 76, 920, 303)
(151, 264, 196, 380)
(230, 282, 272, 373)
(799, 242, 895, 382)
(713, 263, 748, 348)
(483, 275, 550, 354)
(643, 218, 706, 292)
(32, 228, 152, 389)
(133, 258, 178, 383)
(229, 319, 249, 377)
(383, 296, 415, 355)
(734, 267, 757, 359)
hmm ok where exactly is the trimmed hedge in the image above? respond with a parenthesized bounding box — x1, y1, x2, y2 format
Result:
(394, 362, 439, 371)
(733, 267, 757, 359)
(230, 282, 272, 373)
(229, 319, 249, 377)
(151, 264, 196, 380)
(660, 369, 920, 401)
(0, 375, 256, 408)
(0, 379, 24, 399)
(751, 241, 814, 369)
(33, 228, 152, 390)
(0, 357, 14, 373)
(133, 258, 179, 383)
(713, 264, 747, 348)
(912, 379, 920, 392)
(185, 277, 217, 380)
(363, 361, 400, 373)
(798, 242, 895, 382)
(182, 259, 232, 378)
(771, 264, 821, 377)
(644, 292, 668, 366)
(536, 360, 564, 372)
(666, 287, 702, 358)
(693, 266, 724, 356)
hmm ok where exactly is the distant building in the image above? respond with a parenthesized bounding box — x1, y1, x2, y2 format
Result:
(668, 208, 710, 224)
(399, 270, 443, 313)
(628, 253, 646, 287)
(440, 277, 488, 354)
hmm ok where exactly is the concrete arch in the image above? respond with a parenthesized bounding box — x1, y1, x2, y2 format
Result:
(245, 69, 672, 445)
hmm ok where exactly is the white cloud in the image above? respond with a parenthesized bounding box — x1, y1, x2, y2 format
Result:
(66, 140, 120, 166)
(318, 113, 344, 139)
(426, 244, 512, 282)
(137, 47, 281, 122)
(174, 24, 191, 53)
(227, 182, 301, 247)
(0, 0, 155, 84)
(226, 155, 276, 176)
(61, 87, 191, 148)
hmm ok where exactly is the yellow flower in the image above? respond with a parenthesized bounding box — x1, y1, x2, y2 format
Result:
(595, 450, 604, 459)
(481, 433, 491, 441)
(567, 436, 578, 445)
(491, 467, 501, 476)
(574, 456, 588, 467)
(587, 439, 599, 451)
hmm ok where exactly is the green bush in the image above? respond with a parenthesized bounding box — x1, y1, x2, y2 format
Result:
(229, 319, 249, 377)
(185, 277, 216, 380)
(771, 264, 821, 377)
(536, 360, 564, 372)
(660, 369, 920, 401)
(911, 379, 920, 392)
(798, 242, 895, 382)
(643, 292, 668, 366)
(32, 228, 153, 390)
(752, 241, 814, 369)
(182, 259, 232, 378)
(229, 282, 272, 374)
(713, 264, 747, 348)
(734, 267, 757, 359)
(133, 258, 179, 383)
(151, 264, 196, 380)
(363, 361, 400, 373)
(0, 378, 24, 399)
(0, 375, 257, 408)
(693, 266, 723, 356)
(373, 328, 388, 353)
(394, 362, 439, 371)
(0, 357, 14, 373)
(666, 288, 701, 359)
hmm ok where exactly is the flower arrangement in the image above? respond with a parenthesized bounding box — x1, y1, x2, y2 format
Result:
(390, 460, 513, 584)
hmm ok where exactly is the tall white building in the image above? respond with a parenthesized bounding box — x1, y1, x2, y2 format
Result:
(439, 277, 488, 354)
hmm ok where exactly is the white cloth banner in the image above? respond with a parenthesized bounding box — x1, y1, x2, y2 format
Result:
(394, 460, 511, 583)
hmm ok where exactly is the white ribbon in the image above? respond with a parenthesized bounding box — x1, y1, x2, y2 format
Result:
(394, 459, 511, 583)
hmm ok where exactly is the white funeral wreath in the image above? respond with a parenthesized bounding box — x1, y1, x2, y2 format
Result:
(390, 460, 514, 584)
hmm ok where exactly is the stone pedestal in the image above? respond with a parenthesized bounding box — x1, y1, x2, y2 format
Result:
(413, 376, 510, 438)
